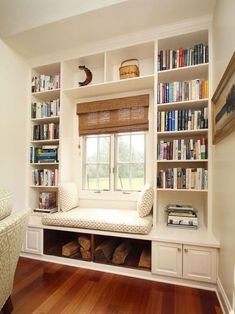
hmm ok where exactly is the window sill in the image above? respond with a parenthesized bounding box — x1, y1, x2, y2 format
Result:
(78, 190, 140, 202)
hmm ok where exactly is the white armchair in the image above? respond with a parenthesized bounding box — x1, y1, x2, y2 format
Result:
(0, 189, 30, 313)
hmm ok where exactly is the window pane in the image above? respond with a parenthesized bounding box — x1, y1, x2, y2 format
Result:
(130, 163, 145, 190)
(115, 132, 145, 191)
(99, 136, 110, 163)
(117, 135, 130, 162)
(98, 164, 110, 190)
(84, 135, 110, 190)
(86, 137, 97, 162)
(131, 134, 145, 162)
(116, 164, 130, 190)
(86, 164, 98, 189)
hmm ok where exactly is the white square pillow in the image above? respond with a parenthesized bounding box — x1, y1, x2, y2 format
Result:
(137, 184, 153, 217)
(59, 182, 79, 212)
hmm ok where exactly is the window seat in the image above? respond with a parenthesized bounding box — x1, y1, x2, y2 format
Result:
(41, 207, 153, 235)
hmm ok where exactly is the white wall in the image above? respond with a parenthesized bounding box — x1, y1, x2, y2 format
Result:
(212, 0, 235, 311)
(0, 0, 127, 37)
(0, 39, 30, 209)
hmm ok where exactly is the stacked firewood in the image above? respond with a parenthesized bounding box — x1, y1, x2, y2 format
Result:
(62, 236, 151, 268)
(62, 235, 91, 260)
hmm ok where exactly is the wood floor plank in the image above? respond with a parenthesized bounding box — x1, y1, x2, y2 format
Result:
(10, 258, 222, 314)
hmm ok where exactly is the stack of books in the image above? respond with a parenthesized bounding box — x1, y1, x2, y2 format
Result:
(166, 204, 198, 229)
(33, 207, 57, 214)
(33, 192, 57, 214)
(30, 145, 58, 163)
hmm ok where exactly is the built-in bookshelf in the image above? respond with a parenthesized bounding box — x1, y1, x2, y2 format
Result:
(30, 63, 61, 211)
(24, 26, 219, 287)
(155, 30, 210, 231)
(27, 31, 212, 231)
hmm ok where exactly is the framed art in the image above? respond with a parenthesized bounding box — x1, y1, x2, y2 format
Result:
(212, 52, 235, 144)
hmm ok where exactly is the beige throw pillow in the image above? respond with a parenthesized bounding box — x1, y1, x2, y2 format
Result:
(59, 182, 78, 212)
(137, 184, 153, 217)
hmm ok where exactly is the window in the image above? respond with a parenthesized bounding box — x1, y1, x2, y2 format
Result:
(83, 132, 145, 192)
(77, 94, 150, 194)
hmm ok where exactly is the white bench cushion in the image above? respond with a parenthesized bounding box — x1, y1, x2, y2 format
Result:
(42, 207, 152, 235)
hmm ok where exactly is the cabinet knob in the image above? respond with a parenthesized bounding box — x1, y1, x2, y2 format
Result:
(184, 248, 188, 253)
(177, 247, 181, 252)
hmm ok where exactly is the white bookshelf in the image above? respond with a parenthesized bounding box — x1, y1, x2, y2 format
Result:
(155, 29, 210, 234)
(30, 62, 61, 210)
(24, 26, 219, 287)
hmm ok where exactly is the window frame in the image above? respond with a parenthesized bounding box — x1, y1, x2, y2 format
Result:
(77, 91, 154, 202)
(80, 132, 149, 200)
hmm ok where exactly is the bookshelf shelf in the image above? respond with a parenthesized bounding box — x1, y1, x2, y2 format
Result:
(63, 75, 154, 99)
(30, 185, 58, 189)
(157, 129, 208, 138)
(31, 116, 60, 123)
(31, 139, 60, 144)
(158, 63, 208, 82)
(157, 99, 208, 111)
(156, 188, 208, 192)
(32, 89, 60, 101)
(157, 159, 208, 163)
(30, 163, 59, 166)
(152, 223, 219, 248)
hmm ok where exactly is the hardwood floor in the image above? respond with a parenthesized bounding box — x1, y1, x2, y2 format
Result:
(10, 257, 222, 314)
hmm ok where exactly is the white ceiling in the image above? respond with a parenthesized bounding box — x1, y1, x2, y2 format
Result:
(0, 0, 216, 59)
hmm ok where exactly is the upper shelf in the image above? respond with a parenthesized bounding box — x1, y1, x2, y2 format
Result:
(158, 63, 208, 83)
(62, 41, 155, 96)
(63, 75, 154, 99)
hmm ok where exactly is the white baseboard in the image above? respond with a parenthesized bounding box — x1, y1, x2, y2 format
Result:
(217, 277, 234, 314)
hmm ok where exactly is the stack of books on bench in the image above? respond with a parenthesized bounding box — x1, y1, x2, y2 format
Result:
(166, 204, 198, 229)
(33, 207, 57, 214)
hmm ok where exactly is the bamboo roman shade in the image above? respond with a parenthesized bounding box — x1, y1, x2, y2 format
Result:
(76, 94, 149, 135)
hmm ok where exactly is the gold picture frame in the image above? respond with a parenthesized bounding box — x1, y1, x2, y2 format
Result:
(212, 52, 235, 144)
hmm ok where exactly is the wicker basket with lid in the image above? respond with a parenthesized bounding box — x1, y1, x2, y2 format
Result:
(119, 59, 140, 79)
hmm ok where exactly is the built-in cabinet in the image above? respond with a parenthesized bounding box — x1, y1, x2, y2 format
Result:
(25, 25, 219, 288)
(152, 241, 217, 283)
(22, 227, 43, 255)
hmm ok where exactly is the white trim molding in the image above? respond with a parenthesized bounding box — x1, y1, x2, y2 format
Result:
(217, 277, 234, 314)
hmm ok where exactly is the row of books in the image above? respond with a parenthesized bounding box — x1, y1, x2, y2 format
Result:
(31, 74, 60, 93)
(32, 123, 59, 141)
(30, 145, 58, 163)
(158, 43, 209, 71)
(157, 167, 208, 190)
(32, 169, 59, 186)
(157, 108, 208, 132)
(31, 99, 60, 119)
(166, 204, 198, 229)
(157, 79, 208, 104)
(157, 137, 207, 161)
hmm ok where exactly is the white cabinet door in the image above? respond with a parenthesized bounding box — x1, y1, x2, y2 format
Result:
(22, 227, 43, 255)
(183, 245, 217, 283)
(152, 242, 182, 278)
